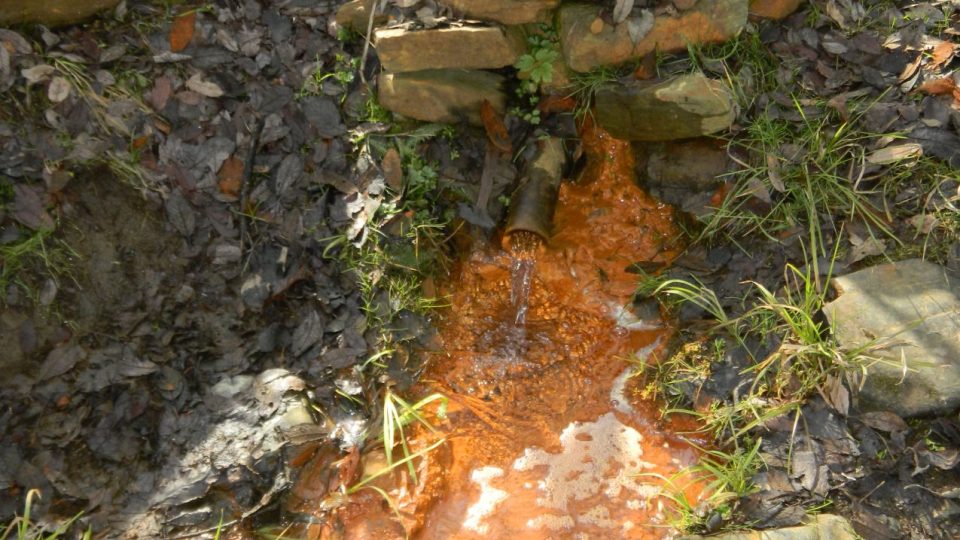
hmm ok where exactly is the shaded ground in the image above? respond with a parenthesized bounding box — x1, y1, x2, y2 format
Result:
(0, 1, 958, 539)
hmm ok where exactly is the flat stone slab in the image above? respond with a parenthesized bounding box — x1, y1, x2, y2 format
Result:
(594, 74, 736, 141)
(378, 69, 505, 125)
(681, 514, 858, 540)
(374, 25, 525, 73)
(0, 0, 119, 26)
(823, 259, 960, 417)
(441, 0, 559, 25)
(558, 0, 747, 73)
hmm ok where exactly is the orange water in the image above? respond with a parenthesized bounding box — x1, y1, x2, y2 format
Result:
(284, 123, 704, 539)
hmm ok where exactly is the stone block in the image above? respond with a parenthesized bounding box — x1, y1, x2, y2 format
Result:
(335, 0, 388, 34)
(594, 74, 735, 141)
(375, 25, 525, 73)
(681, 514, 858, 540)
(558, 0, 748, 73)
(823, 259, 960, 418)
(749, 0, 804, 20)
(378, 69, 506, 125)
(441, 0, 559, 25)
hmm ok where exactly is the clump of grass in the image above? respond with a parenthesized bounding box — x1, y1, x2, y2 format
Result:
(636, 230, 881, 445)
(0, 228, 76, 307)
(696, 98, 906, 247)
(644, 438, 764, 534)
(1, 489, 90, 540)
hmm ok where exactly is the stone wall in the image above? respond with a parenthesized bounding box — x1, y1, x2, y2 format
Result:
(338, 0, 805, 138)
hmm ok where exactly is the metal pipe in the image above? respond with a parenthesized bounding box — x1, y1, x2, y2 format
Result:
(503, 137, 568, 243)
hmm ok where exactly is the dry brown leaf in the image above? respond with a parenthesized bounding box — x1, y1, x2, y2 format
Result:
(859, 411, 908, 433)
(381, 147, 403, 192)
(633, 51, 657, 80)
(537, 94, 576, 114)
(169, 11, 197, 53)
(866, 143, 923, 165)
(898, 54, 922, 83)
(480, 99, 511, 154)
(218, 155, 244, 200)
(821, 375, 849, 416)
(917, 76, 957, 96)
(929, 41, 957, 69)
(766, 154, 785, 192)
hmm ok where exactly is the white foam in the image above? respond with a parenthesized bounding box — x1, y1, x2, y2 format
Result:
(463, 466, 508, 535)
(513, 412, 660, 515)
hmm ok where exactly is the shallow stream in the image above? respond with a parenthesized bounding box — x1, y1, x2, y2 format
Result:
(288, 123, 706, 539)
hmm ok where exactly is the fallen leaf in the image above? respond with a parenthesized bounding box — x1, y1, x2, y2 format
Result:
(169, 11, 196, 53)
(21, 64, 55, 85)
(381, 148, 403, 192)
(859, 411, 908, 433)
(766, 154, 785, 192)
(537, 94, 576, 114)
(480, 99, 511, 153)
(929, 41, 957, 69)
(12, 184, 54, 230)
(612, 0, 634, 24)
(897, 54, 922, 83)
(847, 232, 885, 262)
(907, 213, 938, 234)
(917, 76, 956, 96)
(633, 51, 657, 80)
(185, 73, 224, 98)
(821, 375, 849, 416)
(866, 143, 923, 165)
(47, 76, 71, 103)
(218, 155, 244, 200)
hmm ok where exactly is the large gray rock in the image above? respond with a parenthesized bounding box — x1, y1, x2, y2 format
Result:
(823, 259, 960, 417)
(594, 74, 736, 141)
(0, 0, 119, 26)
(441, 0, 559, 25)
(681, 514, 858, 540)
(558, 0, 748, 73)
(378, 69, 505, 125)
(374, 26, 525, 73)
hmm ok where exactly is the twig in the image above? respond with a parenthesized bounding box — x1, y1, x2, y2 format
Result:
(358, 0, 383, 84)
(240, 115, 265, 261)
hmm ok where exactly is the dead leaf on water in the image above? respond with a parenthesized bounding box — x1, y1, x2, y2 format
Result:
(480, 99, 511, 154)
(169, 11, 196, 53)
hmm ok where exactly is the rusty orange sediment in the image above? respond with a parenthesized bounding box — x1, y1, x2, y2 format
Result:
(287, 122, 705, 539)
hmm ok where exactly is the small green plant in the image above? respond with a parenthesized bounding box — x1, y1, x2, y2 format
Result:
(300, 53, 359, 99)
(1, 489, 91, 540)
(511, 24, 560, 125)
